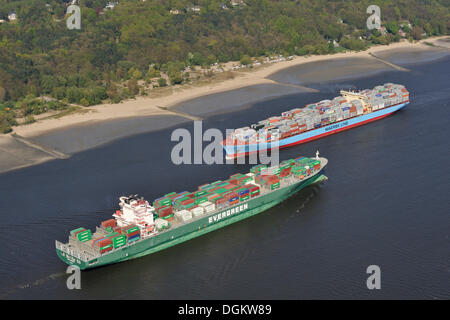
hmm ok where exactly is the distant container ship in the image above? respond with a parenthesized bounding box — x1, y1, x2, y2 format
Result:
(222, 83, 409, 159)
(56, 154, 328, 270)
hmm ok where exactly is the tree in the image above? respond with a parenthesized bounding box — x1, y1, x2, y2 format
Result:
(240, 55, 252, 66)
(411, 26, 424, 40)
(0, 87, 5, 102)
(158, 78, 167, 87)
(80, 98, 90, 107)
(127, 79, 139, 95)
(340, 38, 366, 51)
(169, 72, 183, 85)
(386, 22, 399, 35)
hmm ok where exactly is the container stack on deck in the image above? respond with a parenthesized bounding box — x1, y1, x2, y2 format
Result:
(65, 156, 322, 256)
(227, 83, 409, 145)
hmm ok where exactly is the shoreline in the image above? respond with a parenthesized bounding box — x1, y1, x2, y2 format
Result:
(10, 36, 449, 139)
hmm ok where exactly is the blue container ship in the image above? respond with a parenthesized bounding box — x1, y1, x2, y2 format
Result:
(222, 83, 409, 158)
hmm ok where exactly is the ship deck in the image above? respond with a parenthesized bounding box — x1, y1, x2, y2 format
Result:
(56, 157, 328, 263)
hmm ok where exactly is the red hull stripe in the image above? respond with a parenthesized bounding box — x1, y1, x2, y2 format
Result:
(227, 111, 395, 158)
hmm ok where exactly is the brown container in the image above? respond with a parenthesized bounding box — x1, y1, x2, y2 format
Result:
(101, 219, 117, 229)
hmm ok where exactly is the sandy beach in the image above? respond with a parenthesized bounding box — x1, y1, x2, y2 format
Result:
(0, 36, 448, 174)
(11, 36, 449, 139)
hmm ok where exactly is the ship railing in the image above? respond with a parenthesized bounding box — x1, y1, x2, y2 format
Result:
(56, 240, 90, 262)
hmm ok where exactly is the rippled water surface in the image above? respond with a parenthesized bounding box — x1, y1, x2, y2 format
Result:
(1, 55, 449, 299)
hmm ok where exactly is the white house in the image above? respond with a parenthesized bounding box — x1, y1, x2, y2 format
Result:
(105, 1, 118, 10)
(8, 12, 17, 21)
(187, 5, 201, 13)
(231, 0, 245, 6)
(400, 20, 412, 29)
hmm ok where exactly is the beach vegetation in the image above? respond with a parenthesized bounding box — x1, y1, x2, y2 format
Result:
(240, 55, 253, 66)
(0, 110, 17, 133)
(23, 115, 36, 125)
(158, 78, 168, 87)
(0, 0, 448, 132)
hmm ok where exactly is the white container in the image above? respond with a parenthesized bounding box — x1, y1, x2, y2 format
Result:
(191, 207, 204, 217)
(175, 209, 190, 218)
(155, 218, 168, 230)
(199, 201, 212, 208)
(205, 204, 215, 213)
(181, 211, 193, 222)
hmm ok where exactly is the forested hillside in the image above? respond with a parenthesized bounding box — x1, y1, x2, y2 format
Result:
(0, 0, 449, 133)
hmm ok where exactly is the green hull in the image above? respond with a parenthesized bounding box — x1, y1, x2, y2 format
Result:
(56, 172, 327, 270)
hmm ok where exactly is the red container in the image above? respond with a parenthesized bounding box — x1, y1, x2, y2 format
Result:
(313, 164, 320, 170)
(223, 191, 238, 200)
(180, 199, 194, 206)
(228, 179, 238, 185)
(238, 176, 250, 184)
(121, 224, 138, 233)
(113, 226, 122, 234)
(244, 184, 260, 192)
(91, 237, 103, 246)
(216, 197, 228, 205)
(101, 219, 117, 229)
(261, 175, 279, 183)
(282, 167, 292, 174)
(156, 205, 170, 213)
(251, 191, 260, 198)
(100, 246, 113, 254)
(73, 229, 86, 237)
(126, 230, 140, 238)
(158, 206, 173, 217)
(94, 238, 112, 248)
(208, 194, 220, 201)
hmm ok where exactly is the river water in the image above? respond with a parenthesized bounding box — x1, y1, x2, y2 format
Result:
(0, 54, 449, 299)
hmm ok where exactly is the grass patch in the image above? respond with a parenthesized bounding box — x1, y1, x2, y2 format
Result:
(40, 106, 91, 120)
(23, 115, 36, 125)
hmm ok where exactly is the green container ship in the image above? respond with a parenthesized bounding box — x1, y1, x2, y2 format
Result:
(56, 154, 328, 270)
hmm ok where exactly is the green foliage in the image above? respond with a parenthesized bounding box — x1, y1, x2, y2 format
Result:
(127, 79, 139, 96)
(147, 66, 161, 79)
(386, 22, 399, 35)
(169, 72, 183, 85)
(240, 55, 252, 66)
(411, 26, 424, 40)
(23, 115, 36, 125)
(80, 98, 90, 107)
(158, 78, 167, 87)
(340, 38, 367, 51)
(0, 110, 17, 133)
(0, 0, 447, 116)
(128, 67, 143, 80)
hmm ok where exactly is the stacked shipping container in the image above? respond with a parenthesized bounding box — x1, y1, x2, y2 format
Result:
(227, 83, 409, 145)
